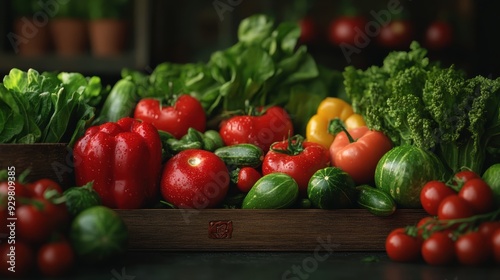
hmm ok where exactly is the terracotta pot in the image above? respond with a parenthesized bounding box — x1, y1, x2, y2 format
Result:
(89, 19, 128, 57)
(12, 17, 51, 56)
(50, 18, 88, 56)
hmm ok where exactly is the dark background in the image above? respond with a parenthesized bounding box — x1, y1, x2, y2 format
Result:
(1, 0, 499, 84)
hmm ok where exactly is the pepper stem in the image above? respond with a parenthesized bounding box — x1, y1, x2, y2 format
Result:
(328, 118, 356, 143)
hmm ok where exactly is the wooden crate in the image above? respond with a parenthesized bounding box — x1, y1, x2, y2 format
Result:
(0, 144, 75, 186)
(116, 209, 427, 252)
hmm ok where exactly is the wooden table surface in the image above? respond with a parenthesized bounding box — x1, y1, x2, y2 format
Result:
(8, 251, 499, 280)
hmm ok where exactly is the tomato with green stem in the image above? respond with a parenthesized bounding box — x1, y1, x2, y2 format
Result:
(420, 180, 456, 216)
(421, 231, 455, 265)
(262, 135, 330, 196)
(329, 120, 392, 184)
(385, 227, 422, 262)
(437, 194, 474, 221)
(451, 170, 480, 190)
(455, 231, 491, 265)
(134, 94, 206, 139)
(27, 178, 63, 199)
(458, 178, 494, 214)
(16, 199, 59, 244)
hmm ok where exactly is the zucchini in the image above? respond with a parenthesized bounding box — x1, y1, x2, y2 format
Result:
(242, 173, 299, 209)
(214, 143, 264, 168)
(356, 185, 396, 216)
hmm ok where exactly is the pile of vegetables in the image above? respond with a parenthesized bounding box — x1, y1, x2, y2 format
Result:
(344, 41, 500, 175)
(0, 171, 128, 278)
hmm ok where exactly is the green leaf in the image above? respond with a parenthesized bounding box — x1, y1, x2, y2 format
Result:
(237, 14, 275, 45)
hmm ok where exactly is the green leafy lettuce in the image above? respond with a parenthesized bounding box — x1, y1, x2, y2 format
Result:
(344, 42, 500, 174)
(0, 68, 105, 145)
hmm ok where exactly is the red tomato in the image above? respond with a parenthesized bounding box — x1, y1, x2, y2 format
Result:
(421, 231, 455, 265)
(424, 21, 453, 51)
(458, 178, 494, 214)
(377, 19, 414, 49)
(236, 167, 262, 193)
(0, 181, 30, 199)
(455, 231, 490, 265)
(437, 195, 474, 221)
(37, 240, 75, 277)
(420, 180, 456, 216)
(16, 200, 56, 244)
(134, 95, 206, 139)
(328, 16, 367, 46)
(299, 17, 317, 44)
(385, 227, 422, 262)
(161, 149, 230, 209)
(493, 228, 500, 263)
(262, 136, 330, 196)
(330, 126, 392, 184)
(417, 216, 438, 237)
(451, 170, 480, 189)
(478, 221, 500, 241)
(0, 241, 34, 277)
(27, 178, 63, 199)
(219, 106, 294, 153)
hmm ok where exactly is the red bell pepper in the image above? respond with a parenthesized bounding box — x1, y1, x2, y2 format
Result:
(73, 117, 162, 209)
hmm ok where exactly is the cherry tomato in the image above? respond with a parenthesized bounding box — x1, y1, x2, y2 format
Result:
(0, 241, 34, 277)
(0, 181, 30, 199)
(492, 228, 500, 263)
(455, 231, 490, 265)
(437, 194, 474, 221)
(219, 106, 294, 153)
(377, 19, 414, 49)
(16, 200, 55, 244)
(451, 170, 479, 189)
(299, 17, 317, 44)
(236, 167, 262, 193)
(134, 95, 206, 139)
(417, 216, 438, 237)
(421, 231, 455, 265)
(328, 16, 367, 46)
(37, 240, 75, 277)
(424, 20, 453, 51)
(262, 136, 330, 196)
(420, 180, 456, 216)
(458, 178, 494, 214)
(161, 149, 230, 209)
(27, 178, 63, 199)
(478, 221, 500, 241)
(385, 227, 422, 262)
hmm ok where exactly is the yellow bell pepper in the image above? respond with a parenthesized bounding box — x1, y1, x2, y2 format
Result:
(306, 97, 365, 149)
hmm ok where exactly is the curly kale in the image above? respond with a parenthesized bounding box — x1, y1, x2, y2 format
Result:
(344, 41, 500, 174)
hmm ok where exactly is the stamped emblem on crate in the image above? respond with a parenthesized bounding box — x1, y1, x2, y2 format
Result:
(208, 221, 233, 239)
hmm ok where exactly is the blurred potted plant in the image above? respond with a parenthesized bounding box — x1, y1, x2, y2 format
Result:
(10, 0, 50, 56)
(49, 0, 88, 56)
(87, 0, 131, 57)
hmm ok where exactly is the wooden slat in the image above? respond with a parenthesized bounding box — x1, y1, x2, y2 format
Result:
(0, 144, 75, 187)
(116, 209, 427, 252)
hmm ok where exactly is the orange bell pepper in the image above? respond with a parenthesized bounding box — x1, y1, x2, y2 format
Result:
(306, 97, 365, 149)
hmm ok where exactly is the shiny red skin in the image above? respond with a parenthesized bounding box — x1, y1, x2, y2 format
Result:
(421, 231, 456, 265)
(219, 106, 294, 153)
(385, 227, 422, 262)
(161, 149, 230, 209)
(0, 181, 30, 199)
(458, 178, 494, 214)
(37, 240, 75, 277)
(455, 231, 491, 266)
(0, 242, 34, 277)
(330, 126, 392, 184)
(237, 167, 262, 193)
(437, 194, 475, 221)
(262, 140, 329, 196)
(27, 179, 63, 199)
(328, 16, 367, 46)
(424, 21, 453, 50)
(134, 95, 206, 139)
(377, 20, 414, 49)
(493, 229, 500, 263)
(73, 117, 162, 209)
(420, 180, 456, 216)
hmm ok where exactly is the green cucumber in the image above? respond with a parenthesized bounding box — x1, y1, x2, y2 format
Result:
(482, 163, 500, 207)
(214, 143, 264, 168)
(356, 185, 396, 216)
(307, 167, 357, 209)
(242, 173, 299, 209)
